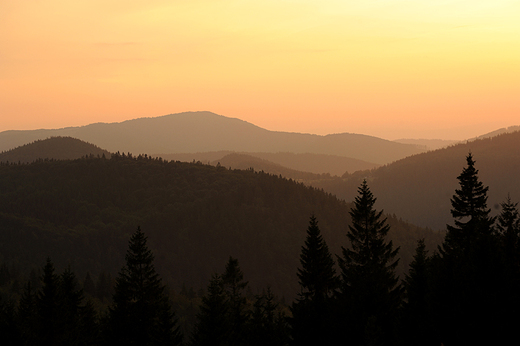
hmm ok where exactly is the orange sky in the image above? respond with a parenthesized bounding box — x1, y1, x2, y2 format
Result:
(1, 0, 519, 140)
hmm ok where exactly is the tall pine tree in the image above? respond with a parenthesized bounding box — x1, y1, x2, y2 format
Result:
(338, 180, 402, 346)
(496, 196, 520, 340)
(296, 215, 339, 301)
(443, 152, 495, 254)
(107, 226, 182, 346)
(291, 215, 339, 345)
(221, 256, 249, 346)
(402, 239, 435, 346)
(433, 153, 502, 345)
(191, 274, 231, 346)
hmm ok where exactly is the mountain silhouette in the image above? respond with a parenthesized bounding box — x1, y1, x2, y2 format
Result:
(0, 111, 425, 165)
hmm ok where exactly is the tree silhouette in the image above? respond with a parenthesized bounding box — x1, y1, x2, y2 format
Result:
(221, 256, 249, 346)
(434, 153, 502, 345)
(443, 153, 495, 254)
(402, 239, 435, 346)
(338, 180, 401, 346)
(292, 214, 339, 345)
(191, 274, 230, 346)
(107, 226, 182, 345)
(296, 215, 339, 301)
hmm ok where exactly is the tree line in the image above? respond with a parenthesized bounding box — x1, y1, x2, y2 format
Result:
(2, 152, 519, 345)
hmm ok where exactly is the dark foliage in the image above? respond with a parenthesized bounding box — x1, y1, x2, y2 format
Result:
(431, 153, 507, 345)
(106, 227, 182, 346)
(192, 257, 289, 346)
(401, 239, 435, 346)
(337, 180, 402, 346)
(0, 154, 435, 299)
(291, 215, 339, 345)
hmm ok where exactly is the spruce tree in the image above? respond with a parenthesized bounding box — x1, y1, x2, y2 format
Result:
(443, 152, 495, 254)
(221, 256, 249, 346)
(291, 215, 339, 345)
(250, 288, 289, 346)
(497, 195, 520, 265)
(296, 215, 339, 301)
(434, 153, 501, 345)
(192, 257, 251, 346)
(57, 268, 98, 345)
(338, 179, 401, 346)
(36, 258, 60, 346)
(496, 196, 520, 340)
(402, 239, 434, 346)
(107, 226, 182, 346)
(191, 274, 231, 346)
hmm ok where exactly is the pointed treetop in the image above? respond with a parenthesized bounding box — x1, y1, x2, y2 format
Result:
(297, 214, 339, 301)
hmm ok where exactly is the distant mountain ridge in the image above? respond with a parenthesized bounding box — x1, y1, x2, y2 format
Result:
(0, 111, 425, 165)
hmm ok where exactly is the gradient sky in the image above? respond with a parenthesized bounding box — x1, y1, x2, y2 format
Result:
(1, 0, 519, 140)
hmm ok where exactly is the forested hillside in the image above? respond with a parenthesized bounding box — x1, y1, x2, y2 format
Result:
(0, 154, 440, 299)
(311, 131, 520, 230)
(158, 151, 379, 177)
(0, 137, 111, 163)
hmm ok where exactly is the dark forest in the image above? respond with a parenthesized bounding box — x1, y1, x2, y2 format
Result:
(1, 152, 519, 345)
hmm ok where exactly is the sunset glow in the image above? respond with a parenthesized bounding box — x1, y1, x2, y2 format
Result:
(1, 0, 519, 139)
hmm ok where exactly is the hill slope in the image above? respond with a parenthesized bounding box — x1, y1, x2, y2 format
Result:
(313, 131, 520, 230)
(0, 136, 111, 163)
(158, 151, 379, 176)
(0, 111, 424, 165)
(0, 155, 441, 299)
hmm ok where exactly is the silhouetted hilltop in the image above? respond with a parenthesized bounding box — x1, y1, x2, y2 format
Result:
(0, 136, 111, 163)
(313, 130, 520, 230)
(0, 111, 425, 165)
(0, 155, 440, 299)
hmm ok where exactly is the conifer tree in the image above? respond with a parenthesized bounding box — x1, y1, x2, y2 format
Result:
(497, 195, 520, 265)
(434, 153, 502, 345)
(57, 268, 98, 345)
(496, 196, 520, 340)
(192, 257, 251, 346)
(250, 288, 289, 346)
(338, 180, 401, 346)
(402, 239, 434, 346)
(291, 215, 339, 345)
(296, 215, 339, 301)
(36, 258, 60, 346)
(107, 226, 182, 346)
(191, 274, 230, 346)
(221, 256, 249, 346)
(443, 153, 495, 254)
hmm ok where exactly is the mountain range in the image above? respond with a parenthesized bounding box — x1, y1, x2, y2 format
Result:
(1, 112, 519, 232)
(0, 111, 425, 167)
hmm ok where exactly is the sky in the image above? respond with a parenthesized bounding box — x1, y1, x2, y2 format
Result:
(1, 0, 519, 140)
